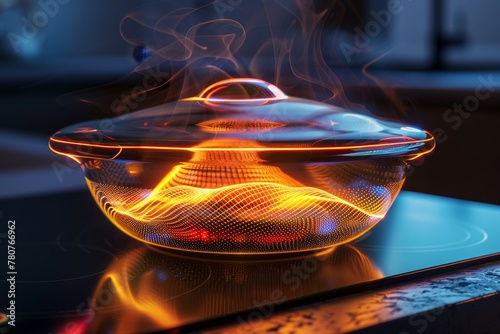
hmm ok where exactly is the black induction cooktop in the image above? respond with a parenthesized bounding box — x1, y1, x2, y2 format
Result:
(1, 190, 499, 334)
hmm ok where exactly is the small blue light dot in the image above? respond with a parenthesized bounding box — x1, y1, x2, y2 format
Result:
(145, 233, 158, 242)
(371, 186, 388, 197)
(154, 269, 168, 281)
(319, 219, 337, 235)
(133, 45, 151, 62)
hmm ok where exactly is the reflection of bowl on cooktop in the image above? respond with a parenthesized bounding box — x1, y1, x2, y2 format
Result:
(49, 78, 435, 254)
(87, 245, 382, 333)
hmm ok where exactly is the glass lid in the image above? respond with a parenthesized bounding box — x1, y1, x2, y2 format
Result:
(49, 78, 435, 161)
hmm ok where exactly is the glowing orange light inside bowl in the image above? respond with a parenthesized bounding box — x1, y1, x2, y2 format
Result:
(83, 140, 406, 254)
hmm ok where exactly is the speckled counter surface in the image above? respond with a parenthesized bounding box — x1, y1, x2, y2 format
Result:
(205, 260, 500, 333)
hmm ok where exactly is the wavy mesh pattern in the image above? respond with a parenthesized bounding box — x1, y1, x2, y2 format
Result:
(85, 157, 406, 253)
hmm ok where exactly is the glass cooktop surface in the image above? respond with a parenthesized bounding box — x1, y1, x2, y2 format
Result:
(1, 190, 499, 333)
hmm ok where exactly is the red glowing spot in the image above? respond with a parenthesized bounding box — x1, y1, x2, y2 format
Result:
(200, 230, 210, 242)
(53, 317, 89, 334)
(143, 121, 149, 127)
(0, 313, 7, 323)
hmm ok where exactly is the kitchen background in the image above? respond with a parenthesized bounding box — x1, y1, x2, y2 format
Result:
(1, 0, 499, 204)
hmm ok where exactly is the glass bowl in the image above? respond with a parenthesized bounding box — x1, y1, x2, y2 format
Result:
(49, 78, 435, 254)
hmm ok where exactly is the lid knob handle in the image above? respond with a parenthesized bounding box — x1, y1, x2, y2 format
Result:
(195, 78, 287, 104)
